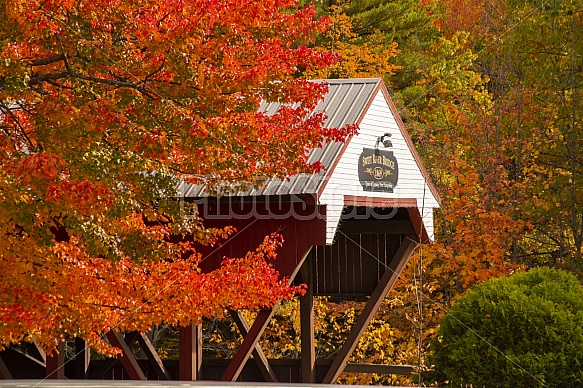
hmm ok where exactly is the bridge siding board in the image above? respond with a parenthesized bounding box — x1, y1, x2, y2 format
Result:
(314, 232, 407, 296)
(197, 202, 325, 279)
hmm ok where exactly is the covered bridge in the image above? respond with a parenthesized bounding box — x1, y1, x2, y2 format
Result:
(0, 78, 439, 383)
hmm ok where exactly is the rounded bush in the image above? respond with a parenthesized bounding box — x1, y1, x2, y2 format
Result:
(430, 268, 583, 387)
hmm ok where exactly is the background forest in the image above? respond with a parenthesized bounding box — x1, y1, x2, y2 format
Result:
(200, 0, 583, 385)
(1, 0, 581, 385)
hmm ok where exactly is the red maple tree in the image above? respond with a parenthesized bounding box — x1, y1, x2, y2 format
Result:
(0, 0, 353, 354)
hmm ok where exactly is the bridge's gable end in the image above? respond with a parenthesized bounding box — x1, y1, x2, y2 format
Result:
(177, 79, 440, 244)
(319, 84, 440, 244)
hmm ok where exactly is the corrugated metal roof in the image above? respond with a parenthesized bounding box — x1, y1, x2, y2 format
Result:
(179, 78, 382, 198)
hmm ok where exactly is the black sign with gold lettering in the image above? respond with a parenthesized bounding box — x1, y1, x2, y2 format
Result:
(358, 147, 399, 192)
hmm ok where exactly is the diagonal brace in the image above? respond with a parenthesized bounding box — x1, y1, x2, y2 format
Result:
(220, 309, 275, 381)
(105, 331, 146, 380)
(134, 332, 172, 380)
(220, 246, 313, 382)
(230, 310, 279, 382)
(322, 236, 418, 384)
(0, 354, 12, 379)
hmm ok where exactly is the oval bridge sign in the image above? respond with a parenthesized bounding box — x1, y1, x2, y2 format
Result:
(358, 147, 399, 192)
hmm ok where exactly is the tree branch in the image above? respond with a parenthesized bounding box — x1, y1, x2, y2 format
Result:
(29, 71, 156, 99)
(30, 54, 66, 66)
(0, 101, 37, 152)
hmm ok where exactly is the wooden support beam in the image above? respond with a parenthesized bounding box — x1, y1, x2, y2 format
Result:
(300, 251, 316, 383)
(105, 331, 146, 380)
(322, 237, 418, 384)
(6, 346, 46, 367)
(0, 354, 12, 379)
(179, 323, 202, 381)
(135, 332, 172, 380)
(45, 341, 65, 379)
(230, 310, 278, 382)
(74, 338, 90, 379)
(220, 308, 275, 382)
(344, 363, 415, 375)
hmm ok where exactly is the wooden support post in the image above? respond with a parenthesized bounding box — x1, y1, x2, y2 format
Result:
(220, 309, 275, 382)
(74, 338, 90, 379)
(344, 363, 415, 375)
(136, 332, 172, 380)
(300, 250, 316, 383)
(45, 341, 65, 379)
(179, 323, 202, 381)
(0, 354, 12, 379)
(322, 237, 418, 384)
(230, 310, 278, 382)
(105, 331, 146, 380)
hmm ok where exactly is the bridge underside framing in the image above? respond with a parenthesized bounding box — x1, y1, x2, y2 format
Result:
(0, 205, 421, 383)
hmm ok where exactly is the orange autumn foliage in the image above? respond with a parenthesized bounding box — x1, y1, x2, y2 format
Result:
(0, 0, 354, 355)
(307, 5, 401, 80)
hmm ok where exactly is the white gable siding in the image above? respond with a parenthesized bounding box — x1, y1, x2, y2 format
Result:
(319, 89, 439, 244)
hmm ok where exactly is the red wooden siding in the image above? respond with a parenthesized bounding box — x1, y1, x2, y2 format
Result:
(314, 232, 407, 296)
(194, 198, 326, 279)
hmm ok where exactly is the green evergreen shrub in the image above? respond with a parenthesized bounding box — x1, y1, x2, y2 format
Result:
(430, 268, 583, 387)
